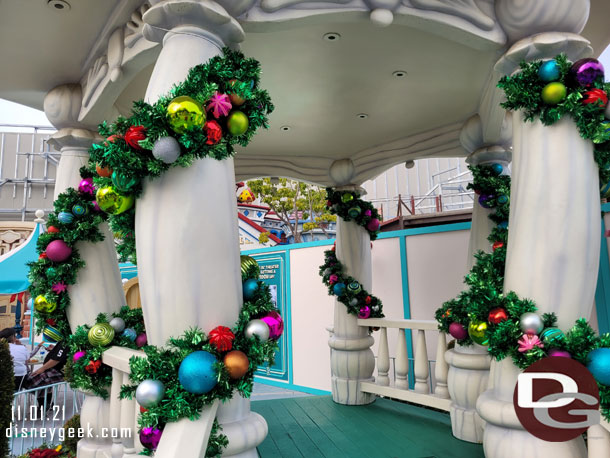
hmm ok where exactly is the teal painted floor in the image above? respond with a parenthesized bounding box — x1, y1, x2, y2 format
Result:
(251, 396, 485, 458)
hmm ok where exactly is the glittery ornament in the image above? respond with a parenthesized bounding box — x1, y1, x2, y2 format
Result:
(122, 328, 137, 341)
(205, 120, 223, 145)
(224, 350, 250, 379)
(261, 311, 284, 340)
(449, 322, 468, 340)
(167, 96, 206, 134)
(78, 178, 95, 197)
(140, 427, 163, 450)
(46, 267, 58, 279)
(519, 312, 544, 335)
(569, 58, 605, 87)
(358, 306, 371, 319)
(152, 136, 181, 164)
(136, 380, 165, 408)
(109, 317, 125, 333)
(85, 359, 102, 374)
(541, 82, 567, 105)
(88, 323, 115, 346)
(227, 111, 249, 136)
(209, 326, 235, 352)
(518, 334, 544, 353)
(333, 282, 346, 296)
(245, 319, 270, 341)
(58, 212, 74, 224)
(468, 320, 489, 346)
(45, 240, 72, 262)
(538, 59, 561, 82)
(178, 351, 218, 394)
(206, 92, 232, 118)
(586, 348, 610, 385)
(488, 307, 508, 324)
(124, 125, 147, 150)
(582, 88, 608, 108)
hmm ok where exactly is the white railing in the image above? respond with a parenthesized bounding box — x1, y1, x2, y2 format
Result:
(357, 318, 450, 411)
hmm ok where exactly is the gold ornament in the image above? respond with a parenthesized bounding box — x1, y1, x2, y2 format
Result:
(223, 350, 250, 379)
(240, 255, 259, 280)
(88, 323, 115, 346)
(468, 320, 489, 346)
(227, 111, 249, 136)
(96, 186, 134, 215)
(166, 96, 206, 134)
(34, 295, 56, 313)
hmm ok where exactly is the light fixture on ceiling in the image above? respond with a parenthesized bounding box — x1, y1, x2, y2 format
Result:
(357, 113, 369, 119)
(280, 125, 291, 132)
(392, 70, 407, 78)
(323, 33, 341, 42)
(405, 160, 415, 169)
(48, 0, 71, 11)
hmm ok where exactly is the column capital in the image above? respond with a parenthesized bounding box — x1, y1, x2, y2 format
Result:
(329, 158, 356, 187)
(333, 185, 367, 197)
(466, 146, 512, 166)
(460, 113, 512, 155)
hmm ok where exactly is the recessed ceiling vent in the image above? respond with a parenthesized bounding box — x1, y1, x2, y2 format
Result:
(48, 0, 71, 11)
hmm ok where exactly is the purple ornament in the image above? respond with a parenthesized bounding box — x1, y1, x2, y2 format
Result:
(569, 58, 605, 88)
(329, 274, 339, 284)
(366, 218, 380, 232)
(140, 427, 162, 450)
(73, 350, 86, 363)
(548, 349, 571, 358)
(449, 322, 468, 340)
(478, 194, 494, 209)
(358, 306, 371, 319)
(260, 311, 284, 340)
(78, 178, 95, 198)
(364, 209, 372, 217)
(136, 333, 148, 348)
(46, 239, 72, 262)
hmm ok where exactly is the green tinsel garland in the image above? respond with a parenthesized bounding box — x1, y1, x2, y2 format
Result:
(324, 187, 381, 240)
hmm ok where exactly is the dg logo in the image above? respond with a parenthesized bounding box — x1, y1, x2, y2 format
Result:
(513, 357, 600, 442)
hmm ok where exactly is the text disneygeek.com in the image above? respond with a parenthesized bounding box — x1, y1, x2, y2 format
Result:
(5, 424, 132, 442)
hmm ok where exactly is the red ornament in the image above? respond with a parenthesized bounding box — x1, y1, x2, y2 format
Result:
(365, 296, 372, 305)
(205, 120, 223, 145)
(104, 134, 122, 146)
(124, 125, 147, 150)
(488, 307, 508, 324)
(140, 406, 148, 414)
(473, 189, 481, 195)
(47, 226, 60, 233)
(492, 241, 504, 251)
(96, 163, 113, 178)
(582, 88, 608, 108)
(85, 359, 102, 374)
(46, 318, 56, 326)
(39, 253, 48, 259)
(209, 326, 235, 352)
(326, 200, 332, 207)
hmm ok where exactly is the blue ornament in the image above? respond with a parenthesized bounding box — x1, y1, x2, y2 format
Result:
(122, 328, 137, 341)
(540, 327, 564, 346)
(491, 163, 504, 175)
(498, 221, 509, 229)
(538, 60, 561, 82)
(58, 211, 74, 224)
(72, 204, 87, 216)
(586, 348, 610, 385)
(333, 282, 346, 296)
(497, 195, 509, 204)
(178, 351, 218, 394)
(243, 278, 259, 301)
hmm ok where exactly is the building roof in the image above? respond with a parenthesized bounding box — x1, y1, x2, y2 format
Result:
(238, 213, 282, 244)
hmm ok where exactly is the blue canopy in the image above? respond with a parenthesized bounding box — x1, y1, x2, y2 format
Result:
(0, 223, 43, 294)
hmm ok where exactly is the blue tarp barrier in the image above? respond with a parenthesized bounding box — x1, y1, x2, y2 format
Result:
(0, 224, 43, 294)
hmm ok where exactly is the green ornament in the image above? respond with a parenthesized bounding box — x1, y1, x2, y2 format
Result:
(468, 320, 489, 346)
(341, 193, 354, 203)
(540, 327, 565, 346)
(46, 267, 58, 279)
(227, 111, 249, 136)
(111, 170, 139, 193)
(88, 323, 115, 346)
(347, 281, 362, 294)
(166, 96, 206, 134)
(348, 207, 361, 218)
(541, 82, 567, 105)
(96, 186, 134, 215)
(240, 255, 260, 280)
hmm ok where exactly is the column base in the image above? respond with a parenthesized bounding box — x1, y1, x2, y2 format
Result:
(217, 393, 267, 457)
(331, 375, 376, 405)
(449, 403, 485, 444)
(76, 394, 113, 458)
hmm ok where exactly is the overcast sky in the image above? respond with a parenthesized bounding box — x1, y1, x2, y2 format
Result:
(2, 45, 610, 128)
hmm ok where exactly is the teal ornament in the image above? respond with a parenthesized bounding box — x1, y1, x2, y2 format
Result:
(243, 278, 259, 301)
(111, 170, 139, 193)
(72, 204, 87, 216)
(347, 207, 361, 218)
(491, 163, 504, 175)
(498, 221, 508, 229)
(122, 328, 137, 341)
(538, 60, 561, 82)
(46, 267, 58, 279)
(601, 180, 610, 199)
(497, 195, 509, 204)
(178, 351, 218, 394)
(58, 212, 74, 224)
(333, 282, 346, 296)
(347, 281, 362, 294)
(540, 327, 565, 346)
(586, 348, 610, 385)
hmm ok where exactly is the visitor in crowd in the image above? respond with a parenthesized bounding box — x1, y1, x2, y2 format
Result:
(27, 339, 68, 410)
(0, 327, 42, 391)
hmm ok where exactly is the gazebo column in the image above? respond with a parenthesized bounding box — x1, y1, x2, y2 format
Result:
(45, 84, 126, 458)
(327, 159, 375, 405)
(137, 2, 265, 455)
(476, 30, 597, 458)
(444, 114, 511, 443)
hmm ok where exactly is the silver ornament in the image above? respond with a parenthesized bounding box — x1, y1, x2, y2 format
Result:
(135, 379, 165, 408)
(520, 312, 544, 335)
(323, 268, 332, 276)
(109, 317, 126, 333)
(349, 298, 358, 306)
(152, 136, 181, 164)
(245, 319, 270, 341)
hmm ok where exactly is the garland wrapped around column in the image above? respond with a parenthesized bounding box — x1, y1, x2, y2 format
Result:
(436, 54, 610, 421)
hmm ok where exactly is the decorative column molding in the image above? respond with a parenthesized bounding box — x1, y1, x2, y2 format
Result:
(477, 32, 596, 458)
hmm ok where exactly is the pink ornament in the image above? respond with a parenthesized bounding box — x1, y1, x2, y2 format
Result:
(449, 322, 468, 340)
(261, 311, 284, 340)
(140, 427, 162, 450)
(329, 274, 338, 284)
(548, 349, 571, 358)
(46, 240, 72, 262)
(206, 92, 232, 118)
(51, 282, 68, 294)
(364, 209, 372, 217)
(366, 218, 380, 232)
(93, 201, 102, 212)
(73, 350, 86, 363)
(135, 333, 148, 348)
(78, 178, 95, 198)
(358, 306, 371, 319)
(518, 334, 544, 353)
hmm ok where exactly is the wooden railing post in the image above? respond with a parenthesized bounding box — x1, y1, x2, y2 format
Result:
(395, 328, 409, 390)
(414, 329, 430, 394)
(434, 332, 449, 398)
(377, 327, 390, 386)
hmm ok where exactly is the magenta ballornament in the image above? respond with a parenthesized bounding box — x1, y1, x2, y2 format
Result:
(46, 240, 72, 262)
(140, 427, 162, 450)
(358, 306, 371, 319)
(365, 209, 372, 217)
(78, 178, 95, 198)
(449, 322, 468, 340)
(366, 218, 380, 232)
(136, 333, 148, 348)
(548, 349, 571, 358)
(93, 201, 102, 212)
(73, 350, 86, 363)
(206, 92, 232, 118)
(569, 58, 605, 87)
(329, 274, 338, 284)
(260, 311, 284, 340)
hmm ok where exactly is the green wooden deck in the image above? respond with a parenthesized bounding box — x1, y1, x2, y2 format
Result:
(251, 396, 485, 458)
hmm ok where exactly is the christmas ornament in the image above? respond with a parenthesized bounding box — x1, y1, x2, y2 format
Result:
(178, 351, 218, 394)
(245, 319, 270, 341)
(582, 88, 608, 108)
(124, 125, 147, 150)
(73, 350, 86, 363)
(348, 207, 361, 218)
(78, 178, 95, 197)
(51, 282, 67, 294)
(349, 298, 358, 307)
(569, 58, 605, 87)
(347, 281, 362, 294)
(58, 212, 74, 224)
(227, 111, 249, 136)
(442, 309, 451, 319)
(72, 204, 87, 216)
(46, 240, 72, 262)
(366, 218, 380, 232)
(209, 326, 235, 352)
(497, 195, 509, 204)
(491, 163, 504, 175)
(109, 317, 126, 333)
(47, 226, 60, 233)
(548, 349, 571, 358)
(136, 333, 148, 348)
(328, 274, 339, 284)
(240, 255, 259, 280)
(105, 134, 122, 145)
(492, 241, 504, 251)
(152, 136, 181, 164)
(96, 186, 134, 215)
(140, 427, 162, 450)
(341, 194, 354, 203)
(88, 323, 115, 346)
(478, 194, 494, 208)
(96, 163, 112, 178)
(540, 327, 565, 346)
(111, 171, 138, 193)
(365, 296, 372, 305)
(206, 92, 232, 118)
(488, 307, 508, 324)
(586, 348, 610, 385)
(139, 406, 148, 414)
(43, 325, 62, 343)
(261, 311, 284, 340)
(34, 295, 56, 313)
(135, 380, 165, 408)
(468, 320, 489, 346)
(243, 278, 259, 301)
(122, 328, 137, 341)
(538, 59, 561, 82)
(205, 120, 223, 145)
(223, 350, 250, 379)
(518, 334, 544, 353)
(46, 267, 58, 279)
(333, 282, 346, 296)
(45, 318, 56, 326)
(228, 79, 246, 106)
(39, 253, 47, 260)
(85, 360, 102, 375)
(498, 221, 508, 229)
(93, 201, 102, 212)
(449, 322, 468, 340)
(166, 96, 206, 134)
(541, 82, 567, 105)
(358, 306, 371, 319)
(519, 312, 544, 335)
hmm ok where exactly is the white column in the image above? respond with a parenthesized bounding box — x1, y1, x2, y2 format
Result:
(137, 2, 265, 455)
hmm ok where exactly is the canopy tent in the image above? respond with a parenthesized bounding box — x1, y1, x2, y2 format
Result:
(0, 223, 43, 294)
